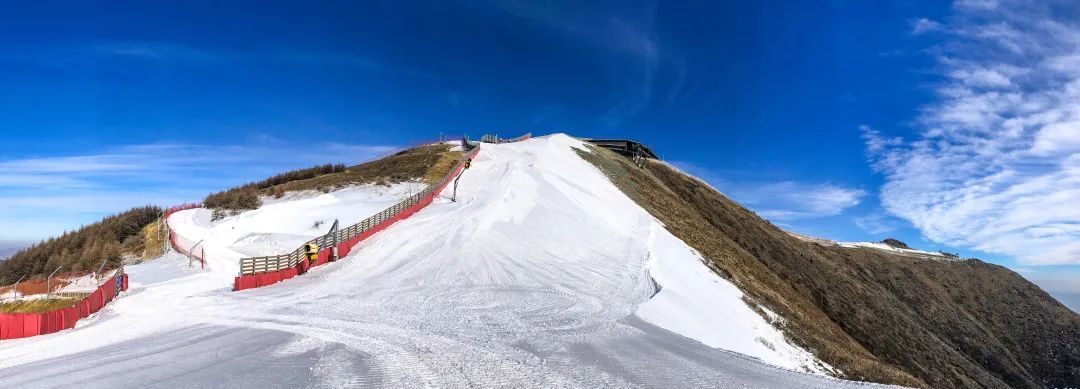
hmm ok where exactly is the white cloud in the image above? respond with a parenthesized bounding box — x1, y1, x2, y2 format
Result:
(955, 0, 999, 10)
(734, 181, 866, 221)
(948, 67, 1013, 87)
(666, 161, 865, 222)
(667, 160, 728, 189)
(0, 141, 396, 241)
(860, 125, 902, 155)
(865, 0, 1080, 265)
(1031, 121, 1080, 156)
(0, 41, 435, 80)
(912, 18, 943, 34)
(854, 213, 900, 235)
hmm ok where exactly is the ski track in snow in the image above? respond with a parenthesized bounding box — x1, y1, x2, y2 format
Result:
(0, 135, 904, 388)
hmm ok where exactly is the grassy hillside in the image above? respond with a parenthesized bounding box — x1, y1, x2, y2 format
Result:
(1, 143, 464, 286)
(0, 206, 162, 286)
(577, 145, 1080, 389)
(204, 143, 458, 218)
(0, 295, 86, 313)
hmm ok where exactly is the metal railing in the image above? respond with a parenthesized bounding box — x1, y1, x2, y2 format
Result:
(238, 146, 482, 276)
(479, 132, 532, 144)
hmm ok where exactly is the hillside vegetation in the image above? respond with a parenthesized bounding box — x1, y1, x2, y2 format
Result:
(203, 163, 347, 211)
(0, 295, 85, 313)
(204, 144, 457, 218)
(0, 206, 161, 285)
(1, 143, 465, 285)
(577, 145, 1080, 389)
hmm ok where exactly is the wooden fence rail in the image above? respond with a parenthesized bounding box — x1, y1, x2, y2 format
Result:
(237, 146, 481, 276)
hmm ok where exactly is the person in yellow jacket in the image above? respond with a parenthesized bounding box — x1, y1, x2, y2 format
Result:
(304, 242, 319, 266)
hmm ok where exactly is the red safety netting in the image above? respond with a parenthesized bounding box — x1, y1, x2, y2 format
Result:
(234, 146, 484, 291)
(165, 203, 201, 218)
(164, 203, 206, 269)
(0, 271, 129, 340)
(0, 271, 103, 297)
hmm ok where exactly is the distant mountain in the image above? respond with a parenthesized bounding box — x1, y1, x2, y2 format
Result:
(0, 241, 29, 261)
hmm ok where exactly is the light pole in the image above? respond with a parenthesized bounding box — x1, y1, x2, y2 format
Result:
(451, 158, 472, 202)
(95, 258, 108, 281)
(10, 275, 26, 300)
(47, 265, 62, 296)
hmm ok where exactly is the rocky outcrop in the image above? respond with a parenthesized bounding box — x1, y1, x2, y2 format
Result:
(882, 238, 911, 249)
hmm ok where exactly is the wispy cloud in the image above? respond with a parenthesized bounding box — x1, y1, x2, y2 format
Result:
(668, 160, 728, 189)
(81, 41, 223, 62)
(854, 213, 901, 235)
(0, 141, 396, 241)
(0, 41, 434, 79)
(669, 161, 866, 221)
(864, 0, 1080, 265)
(0, 41, 223, 69)
(747, 182, 866, 221)
(912, 18, 944, 35)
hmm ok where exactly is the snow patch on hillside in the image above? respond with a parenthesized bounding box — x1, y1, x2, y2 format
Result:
(637, 223, 830, 374)
(167, 183, 425, 275)
(790, 232, 956, 261)
(837, 242, 956, 260)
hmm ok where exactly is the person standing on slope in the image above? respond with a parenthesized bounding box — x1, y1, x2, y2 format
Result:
(304, 242, 319, 267)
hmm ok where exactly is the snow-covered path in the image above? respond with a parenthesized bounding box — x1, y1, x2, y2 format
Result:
(0, 135, 902, 388)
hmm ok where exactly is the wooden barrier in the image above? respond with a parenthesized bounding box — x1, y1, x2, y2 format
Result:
(234, 144, 484, 291)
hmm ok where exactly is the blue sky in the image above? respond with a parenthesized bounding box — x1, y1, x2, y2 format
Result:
(0, 1, 1076, 310)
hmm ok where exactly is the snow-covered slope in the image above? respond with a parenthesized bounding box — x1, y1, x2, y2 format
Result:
(0, 134, 898, 388)
(167, 184, 426, 278)
(837, 242, 954, 259)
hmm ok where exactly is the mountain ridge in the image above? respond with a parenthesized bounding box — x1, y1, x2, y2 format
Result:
(576, 142, 1080, 388)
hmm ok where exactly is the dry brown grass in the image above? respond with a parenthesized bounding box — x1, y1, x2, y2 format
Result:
(199, 144, 462, 218)
(576, 145, 1080, 389)
(272, 144, 460, 194)
(140, 218, 166, 260)
(422, 150, 465, 185)
(576, 145, 925, 387)
(0, 295, 86, 313)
